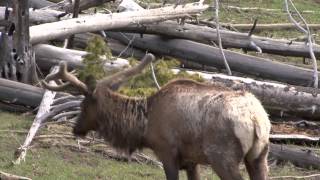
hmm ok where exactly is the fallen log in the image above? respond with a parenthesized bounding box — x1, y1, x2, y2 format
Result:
(271, 118, 320, 128)
(111, 21, 320, 58)
(269, 143, 320, 170)
(223, 5, 318, 14)
(34, 44, 85, 71)
(270, 134, 320, 145)
(30, 2, 208, 44)
(34, 44, 130, 72)
(201, 22, 320, 31)
(45, 0, 114, 13)
(51, 32, 147, 58)
(0, 101, 31, 112)
(0, 77, 71, 110)
(225, 23, 320, 31)
(107, 32, 320, 87)
(0, 78, 44, 108)
(0, 7, 66, 25)
(0, 0, 55, 9)
(107, 39, 147, 59)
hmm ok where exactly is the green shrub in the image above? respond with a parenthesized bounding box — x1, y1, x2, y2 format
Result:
(79, 36, 113, 81)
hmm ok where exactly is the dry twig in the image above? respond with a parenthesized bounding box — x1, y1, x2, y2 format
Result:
(13, 67, 59, 165)
(0, 171, 31, 180)
(214, 0, 231, 75)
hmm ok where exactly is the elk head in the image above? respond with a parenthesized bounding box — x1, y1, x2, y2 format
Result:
(42, 53, 155, 137)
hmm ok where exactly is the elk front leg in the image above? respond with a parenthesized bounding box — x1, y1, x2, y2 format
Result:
(155, 149, 179, 180)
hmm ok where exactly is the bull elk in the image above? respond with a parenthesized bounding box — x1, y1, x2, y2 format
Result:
(42, 53, 271, 180)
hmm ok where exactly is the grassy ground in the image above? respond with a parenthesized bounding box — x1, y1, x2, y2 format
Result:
(216, 0, 320, 24)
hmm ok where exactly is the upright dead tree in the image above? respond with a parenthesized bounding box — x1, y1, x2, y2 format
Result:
(6, 0, 38, 84)
(12, 0, 38, 83)
(0, 6, 16, 80)
(66, 0, 80, 49)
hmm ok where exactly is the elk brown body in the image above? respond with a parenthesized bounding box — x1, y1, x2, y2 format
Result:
(42, 53, 271, 180)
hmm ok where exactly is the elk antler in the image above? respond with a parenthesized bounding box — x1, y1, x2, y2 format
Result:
(99, 53, 156, 90)
(41, 61, 88, 94)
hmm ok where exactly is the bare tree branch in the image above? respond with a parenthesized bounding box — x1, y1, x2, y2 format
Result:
(284, 0, 318, 88)
(66, 0, 81, 48)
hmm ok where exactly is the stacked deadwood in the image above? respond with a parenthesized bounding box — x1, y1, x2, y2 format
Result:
(0, 0, 320, 172)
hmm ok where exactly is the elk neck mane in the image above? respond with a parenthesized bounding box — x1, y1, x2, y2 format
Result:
(94, 85, 148, 153)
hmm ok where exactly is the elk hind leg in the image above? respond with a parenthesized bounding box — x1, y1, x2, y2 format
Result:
(245, 145, 269, 180)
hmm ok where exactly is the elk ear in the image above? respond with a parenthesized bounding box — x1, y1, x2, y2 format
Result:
(84, 75, 97, 95)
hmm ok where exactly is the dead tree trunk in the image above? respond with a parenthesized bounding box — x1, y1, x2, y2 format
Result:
(0, 32, 16, 80)
(52, 33, 147, 58)
(220, 23, 320, 31)
(0, 78, 44, 108)
(198, 21, 320, 31)
(0, 7, 66, 25)
(29, 2, 208, 44)
(270, 134, 320, 145)
(0, 0, 55, 9)
(107, 32, 320, 87)
(46, 0, 114, 13)
(66, 0, 81, 49)
(11, 0, 38, 84)
(110, 21, 320, 58)
(34, 44, 130, 72)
